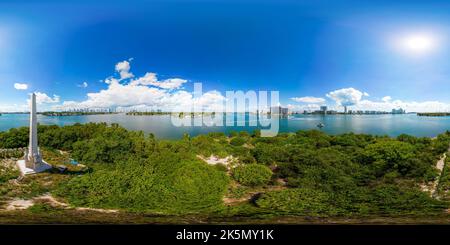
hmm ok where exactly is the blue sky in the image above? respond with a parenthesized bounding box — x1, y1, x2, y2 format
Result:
(1, 0, 450, 112)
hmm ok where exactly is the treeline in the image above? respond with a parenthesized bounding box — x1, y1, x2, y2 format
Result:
(417, 113, 450, 117)
(1, 123, 450, 216)
(126, 111, 171, 116)
(126, 111, 218, 117)
(41, 112, 117, 116)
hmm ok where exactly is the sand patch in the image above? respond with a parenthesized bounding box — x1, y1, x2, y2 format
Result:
(76, 207, 119, 213)
(2, 194, 118, 213)
(197, 155, 236, 166)
(5, 199, 34, 210)
(35, 194, 69, 207)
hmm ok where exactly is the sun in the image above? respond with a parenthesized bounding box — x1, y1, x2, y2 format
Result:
(396, 33, 438, 55)
(403, 35, 434, 52)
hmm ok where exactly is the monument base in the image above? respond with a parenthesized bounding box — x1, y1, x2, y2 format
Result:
(16, 160, 52, 175)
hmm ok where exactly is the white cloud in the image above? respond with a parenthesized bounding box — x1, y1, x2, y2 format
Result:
(112, 60, 187, 90)
(55, 61, 221, 112)
(130, 72, 187, 90)
(34, 92, 60, 104)
(0, 103, 28, 112)
(54, 61, 450, 114)
(3, 93, 60, 112)
(130, 72, 157, 86)
(77, 82, 88, 88)
(291, 96, 326, 104)
(14, 83, 28, 90)
(292, 88, 450, 112)
(57, 81, 224, 112)
(382, 96, 392, 102)
(326, 87, 368, 107)
(286, 103, 321, 112)
(115, 60, 134, 80)
(154, 78, 188, 90)
(352, 99, 450, 113)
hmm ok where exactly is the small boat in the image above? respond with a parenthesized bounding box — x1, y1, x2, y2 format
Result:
(317, 123, 325, 129)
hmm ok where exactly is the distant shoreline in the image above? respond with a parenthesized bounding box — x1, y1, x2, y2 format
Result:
(1, 111, 450, 117)
(417, 113, 450, 117)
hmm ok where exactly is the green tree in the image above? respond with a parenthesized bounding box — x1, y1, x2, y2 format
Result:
(232, 164, 272, 186)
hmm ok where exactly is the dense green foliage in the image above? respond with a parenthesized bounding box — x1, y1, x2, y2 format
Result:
(232, 164, 272, 186)
(1, 123, 449, 216)
(230, 137, 247, 146)
(251, 131, 450, 215)
(0, 127, 28, 149)
(56, 153, 229, 213)
(256, 188, 337, 215)
(257, 184, 446, 216)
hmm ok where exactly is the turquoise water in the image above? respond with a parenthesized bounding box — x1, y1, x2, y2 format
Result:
(1, 113, 450, 139)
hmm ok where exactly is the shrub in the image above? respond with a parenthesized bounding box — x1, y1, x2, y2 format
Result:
(369, 184, 447, 214)
(214, 163, 228, 172)
(55, 151, 229, 213)
(28, 203, 56, 213)
(232, 164, 272, 186)
(256, 188, 334, 215)
(230, 137, 246, 146)
(0, 127, 29, 148)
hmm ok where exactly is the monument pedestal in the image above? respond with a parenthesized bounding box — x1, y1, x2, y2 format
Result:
(16, 160, 52, 175)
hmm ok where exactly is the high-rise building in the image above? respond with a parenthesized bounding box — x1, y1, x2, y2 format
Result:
(392, 108, 406, 114)
(270, 106, 289, 117)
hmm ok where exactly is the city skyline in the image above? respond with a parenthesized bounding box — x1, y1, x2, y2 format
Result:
(2, 0, 450, 112)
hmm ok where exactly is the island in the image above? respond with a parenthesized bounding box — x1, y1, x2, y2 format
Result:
(126, 111, 172, 116)
(125, 111, 218, 117)
(417, 113, 450, 117)
(41, 111, 118, 116)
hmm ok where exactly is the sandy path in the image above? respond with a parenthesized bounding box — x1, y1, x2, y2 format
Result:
(431, 153, 446, 196)
(5, 199, 34, 210)
(1, 193, 118, 213)
(428, 143, 450, 197)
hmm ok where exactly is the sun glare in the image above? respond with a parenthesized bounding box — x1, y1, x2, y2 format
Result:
(396, 33, 438, 55)
(404, 35, 434, 52)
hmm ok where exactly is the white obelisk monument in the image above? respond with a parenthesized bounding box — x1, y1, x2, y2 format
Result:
(17, 93, 52, 175)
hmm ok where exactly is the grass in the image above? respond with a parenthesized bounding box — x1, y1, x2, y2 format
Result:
(41, 148, 88, 172)
(0, 162, 20, 184)
(0, 149, 86, 203)
(227, 185, 252, 199)
(0, 172, 72, 201)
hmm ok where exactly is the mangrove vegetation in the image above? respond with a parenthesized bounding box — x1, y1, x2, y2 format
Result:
(1, 123, 450, 220)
